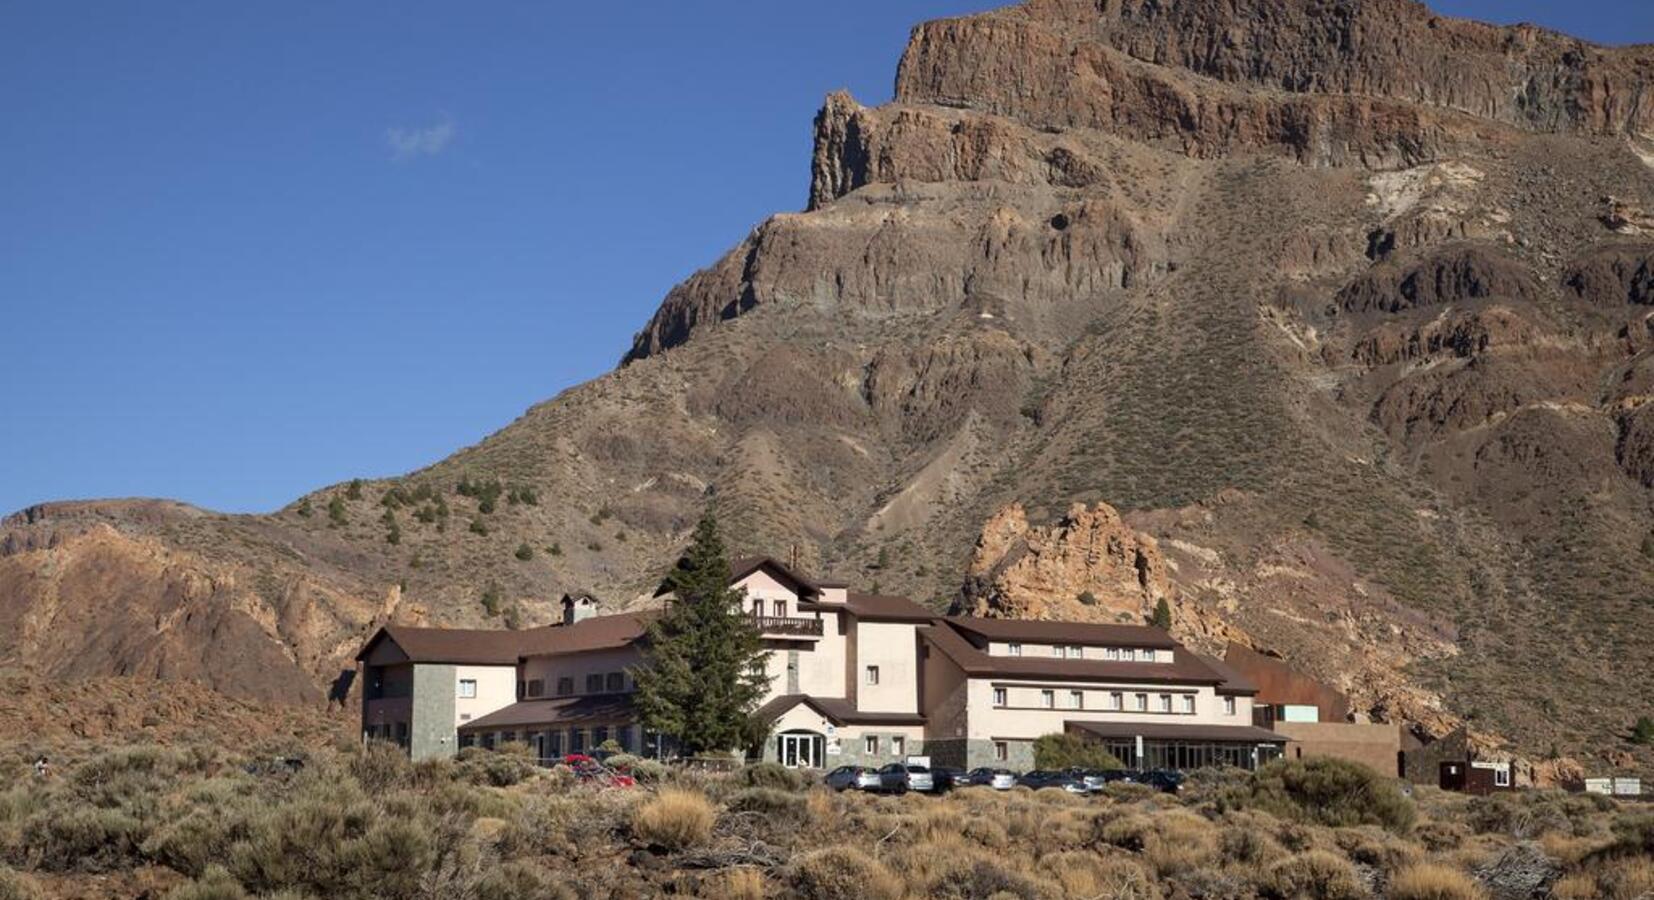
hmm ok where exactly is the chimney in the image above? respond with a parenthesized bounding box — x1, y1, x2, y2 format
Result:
(561, 593, 599, 625)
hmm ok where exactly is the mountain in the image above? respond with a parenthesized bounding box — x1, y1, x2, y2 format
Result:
(5, 0, 1654, 766)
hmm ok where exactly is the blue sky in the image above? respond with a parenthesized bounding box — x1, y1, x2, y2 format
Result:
(2, 1, 1649, 516)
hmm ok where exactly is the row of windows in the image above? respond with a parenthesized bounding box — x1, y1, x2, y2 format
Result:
(991, 687, 1239, 716)
(460, 724, 638, 758)
(1004, 643, 1161, 662)
(517, 671, 629, 699)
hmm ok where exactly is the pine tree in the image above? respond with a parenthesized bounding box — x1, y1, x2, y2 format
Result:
(630, 512, 767, 757)
(1150, 597, 1173, 630)
(1634, 716, 1654, 745)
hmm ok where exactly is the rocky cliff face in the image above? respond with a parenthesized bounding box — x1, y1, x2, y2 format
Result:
(5, 0, 1654, 769)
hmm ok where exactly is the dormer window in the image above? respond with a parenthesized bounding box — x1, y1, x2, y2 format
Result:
(1105, 647, 1120, 661)
(1122, 648, 1137, 662)
(1141, 648, 1156, 662)
(1008, 642, 1022, 656)
(773, 599, 786, 617)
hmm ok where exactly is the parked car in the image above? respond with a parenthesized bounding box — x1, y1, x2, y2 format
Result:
(877, 762, 936, 793)
(824, 765, 882, 792)
(1139, 769, 1186, 793)
(1016, 770, 1089, 794)
(930, 765, 969, 792)
(1066, 768, 1121, 792)
(964, 767, 1018, 790)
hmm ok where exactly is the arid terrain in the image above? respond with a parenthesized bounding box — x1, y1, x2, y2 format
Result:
(5, 0, 1654, 772)
(2, 744, 1652, 900)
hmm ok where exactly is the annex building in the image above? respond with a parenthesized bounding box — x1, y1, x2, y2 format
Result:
(356, 557, 1285, 770)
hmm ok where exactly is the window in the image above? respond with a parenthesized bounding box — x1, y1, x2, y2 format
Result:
(865, 665, 880, 686)
(1494, 767, 1511, 788)
(993, 741, 1008, 762)
(1134, 693, 1148, 712)
(1008, 642, 1022, 656)
(592, 726, 608, 747)
(773, 599, 785, 617)
(459, 733, 475, 749)
(1158, 694, 1172, 713)
(1141, 649, 1156, 662)
(585, 674, 603, 693)
(458, 679, 477, 699)
(1069, 690, 1084, 709)
(993, 687, 1007, 707)
(1223, 696, 1237, 716)
(570, 730, 586, 753)
(1109, 691, 1123, 710)
(556, 677, 574, 696)
(1041, 690, 1055, 709)
(1181, 694, 1195, 714)
(526, 680, 544, 698)
(606, 672, 625, 692)
(1069, 646, 1083, 659)
(1123, 648, 1136, 662)
(1105, 647, 1120, 660)
(1052, 645, 1063, 657)
(502, 731, 517, 744)
(891, 736, 905, 757)
(864, 735, 879, 755)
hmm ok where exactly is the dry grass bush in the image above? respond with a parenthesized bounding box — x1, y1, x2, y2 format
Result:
(452, 746, 539, 788)
(495, 794, 581, 858)
(735, 761, 804, 792)
(1411, 819, 1469, 852)
(962, 814, 1010, 849)
(1142, 810, 1220, 877)
(1259, 849, 1368, 900)
(1218, 811, 1289, 867)
(1228, 758, 1415, 834)
(349, 741, 414, 793)
(1332, 825, 1422, 874)
(803, 787, 837, 829)
(630, 788, 715, 851)
(1465, 790, 1615, 840)
(696, 866, 766, 900)
(788, 845, 903, 900)
(0, 865, 39, 900)
(1043, 851, 1161, 899)
(1387, 862, 1487, 900)
(891, 835, 1061, 899)
(725, 786, 806, 822)
(164, 865, 249, 900)
(475, 859, 578, 900)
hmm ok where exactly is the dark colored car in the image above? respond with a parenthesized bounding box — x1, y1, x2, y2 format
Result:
(930, 765, 969, 792)
(877, 762, 936, 793)
(964, 767, 1018, 790)
(1016, 770, 1088, 794)
(824, 765, 882, 792)
(1139, 769, 1186, 793)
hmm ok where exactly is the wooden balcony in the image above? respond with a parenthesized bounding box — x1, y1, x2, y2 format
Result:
(751, 615, 823, 638)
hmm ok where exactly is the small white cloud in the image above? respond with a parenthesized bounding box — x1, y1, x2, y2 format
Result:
(386, 119, 455, 161)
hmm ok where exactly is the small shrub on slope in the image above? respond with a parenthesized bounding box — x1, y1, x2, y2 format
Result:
(630, 788, 714, 851)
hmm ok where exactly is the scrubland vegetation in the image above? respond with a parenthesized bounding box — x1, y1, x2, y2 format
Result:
(0, 746, 1649, 899)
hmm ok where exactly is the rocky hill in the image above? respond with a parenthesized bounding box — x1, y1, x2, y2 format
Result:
(5, 0, 1654, 767)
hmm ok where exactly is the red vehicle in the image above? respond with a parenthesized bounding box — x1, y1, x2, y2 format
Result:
(561, 754, 636, 788)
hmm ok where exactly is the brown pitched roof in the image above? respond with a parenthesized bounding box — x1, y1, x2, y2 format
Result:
(515, 611, 656, 658)
(652, 555, 821, 598)
(1065, 719, 1286, 744)
(355, 624, 548, 666)
(459, 694, 637, 731)
(1193, 652, 1260, 696)
(945, 616, 1179, 650)
(800, 592, 938, 622)
(922, 622, 1253, 691)
(754, 694, 927, 726)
